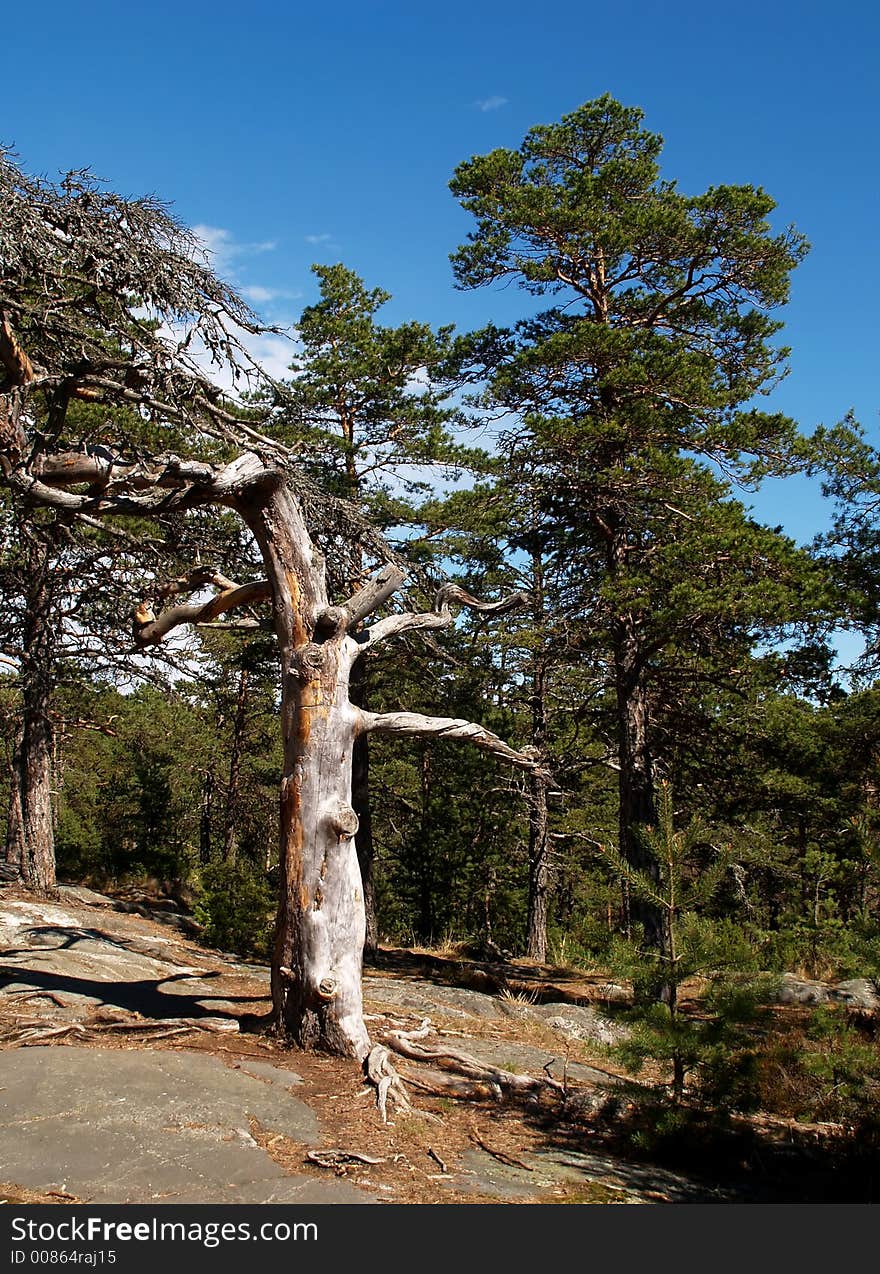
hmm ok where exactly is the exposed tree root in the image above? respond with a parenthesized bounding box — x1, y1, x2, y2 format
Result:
(396, 1066, 504, 1101)
(0, 1014, 239, 1047)
(359, 1016, 569, 1118)
(380, 1018, 566, 1103)
(364, 1044, 414, 1122)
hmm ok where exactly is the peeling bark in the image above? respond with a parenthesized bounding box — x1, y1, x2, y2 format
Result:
(349, 657, 378, 958)
(234, 474, 371, 1060)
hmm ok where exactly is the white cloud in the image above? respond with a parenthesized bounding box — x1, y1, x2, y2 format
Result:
(475, 95, 508, 112)
(304, 232, 338, 248)
(241, 284, 277, 304)
(191, 224, 277, 272)
(191, 224, 233, 260)
(243, 332, 297, 383)
(240, 284, 302, 306)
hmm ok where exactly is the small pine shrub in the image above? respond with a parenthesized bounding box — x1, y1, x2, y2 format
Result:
(194, 860, 273, 959)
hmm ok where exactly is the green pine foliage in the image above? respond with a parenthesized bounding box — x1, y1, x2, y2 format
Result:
(193, 859, 274, 959)
(594, 783, 777, 1103)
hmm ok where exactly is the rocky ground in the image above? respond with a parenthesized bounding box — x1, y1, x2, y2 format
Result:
(0, 884, 874, 1205)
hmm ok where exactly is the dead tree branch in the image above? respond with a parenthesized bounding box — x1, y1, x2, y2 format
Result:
(133, 569, 271, 646)
(360, 710, 542, 771)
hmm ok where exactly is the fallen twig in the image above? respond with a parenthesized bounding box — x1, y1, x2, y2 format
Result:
(470, 1132, 533, 1171)
(306, 1150, 386, 1170)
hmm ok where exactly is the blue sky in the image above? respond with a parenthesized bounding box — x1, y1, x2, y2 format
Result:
(6, 0, 878, 547)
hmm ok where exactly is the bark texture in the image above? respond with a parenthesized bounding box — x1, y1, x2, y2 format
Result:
(349, 656, 378, 958)
(4, 533, 56, 892)
(236, 472, 371, 1060)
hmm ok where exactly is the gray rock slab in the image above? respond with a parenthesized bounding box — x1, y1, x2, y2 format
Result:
(533, 1001, 629, 1046)
(438, 1033, 615, 1087)
(363, 976, 506, 1021)
(0, 1046, 373, 1204)
(830, 978, 879, 1009)
(364, 976, 629, 1041)
(56, 886, 115, 909)
(364, 976, 625, 1034)
(0, 900, 248, 1023)
(776, 974, 829, 1005)
(773, 974, 880, 1010)
(448, 1147, 731, 1203)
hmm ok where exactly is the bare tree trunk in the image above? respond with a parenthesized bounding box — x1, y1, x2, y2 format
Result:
(30, 449, 542, 1060)
(5, 532, 56, 892)
(525, 539, 550, 962)
(222, 666, 249, 865)
(526, 770, 550, 961)
(349, 658, 378, 959)
(239, 476, 371, 1060)
(340, 442, 379, 961)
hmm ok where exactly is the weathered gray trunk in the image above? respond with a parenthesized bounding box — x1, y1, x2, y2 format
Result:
(349, 658, 378, 958)
(339, 439, 378, 960)
(5, 533, 56, 892)
(25, 448, 539, 1060)
(238, 475, 369, 1060)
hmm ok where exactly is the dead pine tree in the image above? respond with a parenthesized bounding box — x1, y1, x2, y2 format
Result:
(0, 153, 544, 1065)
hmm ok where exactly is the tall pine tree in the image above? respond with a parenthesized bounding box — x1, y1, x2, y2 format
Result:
(450, 95, 829, 969)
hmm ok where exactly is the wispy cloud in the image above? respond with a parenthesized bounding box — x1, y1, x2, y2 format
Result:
(475, 95, 508, 112)
(240, 284, 302, 306)
(304, 232, 335, 246)
(192, 224, 277, 271)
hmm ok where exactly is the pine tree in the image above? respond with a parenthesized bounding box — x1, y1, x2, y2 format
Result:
(449, 94, 830, 958)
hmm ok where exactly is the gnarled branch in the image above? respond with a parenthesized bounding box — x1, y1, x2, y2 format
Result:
(0, 311, 35, 387)
(362, 582, 529, 650)
(315, 563, 407, 636)
(134, 571, 271, 646)
(360, 709, 541, 771)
